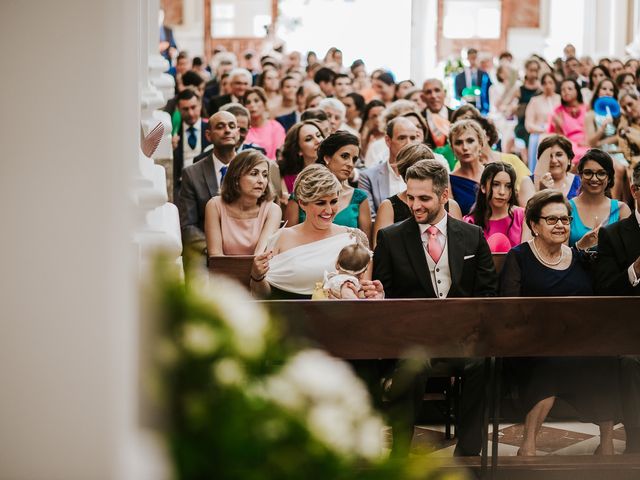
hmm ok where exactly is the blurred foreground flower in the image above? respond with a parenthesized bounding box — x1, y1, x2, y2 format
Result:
(151, 257, 464, 480)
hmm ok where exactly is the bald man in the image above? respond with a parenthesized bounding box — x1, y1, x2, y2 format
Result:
(177, 111, 240, 260)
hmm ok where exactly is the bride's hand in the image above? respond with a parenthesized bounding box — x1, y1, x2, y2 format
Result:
(360, 279, 384, 299)
(251, 251, 273, 280)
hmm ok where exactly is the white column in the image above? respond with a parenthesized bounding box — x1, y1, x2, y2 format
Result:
(626, 0, 640, 56)
(609, 0, 628, 57)
(0, 0, 166, 478)
(410, 0, 438, 82)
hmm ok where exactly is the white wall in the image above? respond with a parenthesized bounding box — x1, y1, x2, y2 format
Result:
(0, 1, 141, 478)
(278, 0, 413, 79)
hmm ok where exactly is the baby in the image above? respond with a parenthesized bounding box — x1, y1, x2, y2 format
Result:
(323, 242, 372, 299)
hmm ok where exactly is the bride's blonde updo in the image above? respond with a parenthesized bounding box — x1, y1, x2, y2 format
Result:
(294, 164, 341, 204)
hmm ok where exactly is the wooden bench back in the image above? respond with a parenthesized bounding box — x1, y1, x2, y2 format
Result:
(259, 297, 640, 359)
(208, 253, 508, 287)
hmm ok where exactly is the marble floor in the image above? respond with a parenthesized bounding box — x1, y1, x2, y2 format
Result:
(400, 423, 628, 457)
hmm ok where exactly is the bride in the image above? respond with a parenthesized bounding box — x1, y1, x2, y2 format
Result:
(250, 164, 384, 299)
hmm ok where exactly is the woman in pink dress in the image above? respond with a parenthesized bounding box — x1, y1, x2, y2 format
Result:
(547, 78, 589, 164)
(242, 86, 287, 160)
(464, 161, 530, 252)
(204, 150, 282, 256)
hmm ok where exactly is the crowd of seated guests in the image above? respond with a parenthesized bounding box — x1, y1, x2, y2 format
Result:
(168, 43, 640, 457)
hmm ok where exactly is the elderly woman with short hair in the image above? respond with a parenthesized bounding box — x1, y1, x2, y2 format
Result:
(500, 189, 616, 457)
(250, 164, 382, 299)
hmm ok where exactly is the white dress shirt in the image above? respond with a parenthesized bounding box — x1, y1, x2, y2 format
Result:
(386, 161, 406, 197)
(628, 209, 640, 287)
(182, 121, 202, 168)
(419, 213, 451, 298)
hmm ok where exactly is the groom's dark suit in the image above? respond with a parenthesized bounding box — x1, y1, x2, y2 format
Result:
(373, 215, 497, 456)
(595, 213, 640, 452)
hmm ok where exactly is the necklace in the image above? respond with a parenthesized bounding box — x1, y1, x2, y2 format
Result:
(531, 239, 564, 266)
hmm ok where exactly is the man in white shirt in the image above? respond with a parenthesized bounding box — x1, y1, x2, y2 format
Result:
(373, 159, 497, 457)
(596, 163, 640, 452)
(172, 89, 211, 199)
(358, 117, 421, 219)
(177, 111, 239, 261)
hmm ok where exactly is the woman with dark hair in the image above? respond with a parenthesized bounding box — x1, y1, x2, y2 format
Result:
(342, 92, 365, 133)
(204, 150, 282, 255)
(513, 59, 542, 149)
(569, 149, 631, 248)
(618, 90, 640, 168)
(548, 78, 589, 164)
(395, 79, 415, 100)
(450, 105, 532, 199)
(242, 86, 286, 160)
(500, 190, 616, 457)
(520, 134, 581, 206)
(584, 78, 629, 200)
(256, 66, 281, 112)
(279, 119, 325, 196)
(359, 99, 386, 162)
(464, 162, 529, 252)
(372, 143, 462, 246)
(372, 71, 396, 105)
(525, 72, 561, 170)
(582, 64, 610, 104)
(285, 131, 371, 239)
(615, 72, 637, 94)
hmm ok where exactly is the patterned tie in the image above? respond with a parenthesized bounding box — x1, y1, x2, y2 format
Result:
(220, 165, 228, 183)
(425, 225, 443, 263)
(187, 126, 197, 150)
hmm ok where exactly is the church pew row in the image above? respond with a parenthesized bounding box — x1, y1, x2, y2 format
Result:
(259, 296, 640, 478)
(207, 252, 507, 288)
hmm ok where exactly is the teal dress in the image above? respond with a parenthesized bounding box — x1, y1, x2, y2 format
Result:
(568, 198, 621, 246)
(293, 188, 368, 228)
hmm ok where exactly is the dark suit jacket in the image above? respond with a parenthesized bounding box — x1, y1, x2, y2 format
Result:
(454, 69, 492, 115)
(173, 120, 210, 200)
(595, 215, 640, 296)
(207, 94, 233, 115)
(177, 150, 219, 255)
(276, 111, 299, 132)
(373, 216, 497, 298)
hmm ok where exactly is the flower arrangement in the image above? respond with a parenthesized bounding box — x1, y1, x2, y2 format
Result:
(151, 261, 463, 480)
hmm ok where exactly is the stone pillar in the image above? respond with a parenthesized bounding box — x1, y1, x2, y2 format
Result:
(0, 0, 168, 478)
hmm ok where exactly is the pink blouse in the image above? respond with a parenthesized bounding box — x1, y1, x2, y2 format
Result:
(245, 119, 286, 160)
(547, 104, 588, 163)
(464, 207, 525, 253)
(212, 196, 271, 255)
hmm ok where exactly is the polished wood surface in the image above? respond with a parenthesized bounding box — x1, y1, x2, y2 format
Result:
(261, 297, 640, 359)
(208, 255, 254, 286)
(209, 253, 508, 289)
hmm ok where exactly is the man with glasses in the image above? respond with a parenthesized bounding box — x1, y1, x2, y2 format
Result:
(595, 162, 640, 453)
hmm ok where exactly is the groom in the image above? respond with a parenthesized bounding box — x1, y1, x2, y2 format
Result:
(373, 159, 497, 456)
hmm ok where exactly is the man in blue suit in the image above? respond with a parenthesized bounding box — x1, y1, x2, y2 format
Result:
(454, 48, 492, 115)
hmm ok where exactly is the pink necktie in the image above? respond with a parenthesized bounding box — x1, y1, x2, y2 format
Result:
(426, 225, 443, 263)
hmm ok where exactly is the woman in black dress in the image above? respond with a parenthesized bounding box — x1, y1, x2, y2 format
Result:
(500, 190, 616, 456)
(371, 143, 462, 246)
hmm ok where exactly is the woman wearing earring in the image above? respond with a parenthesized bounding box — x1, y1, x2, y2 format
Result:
(448, 119, 486, 216)
(278, 120, 325, 197)
(548, 78, 589, 164)
(464, 162, 529, 252)
(569, 149, 631, 248)
(500, 190, 616, 457)
(204, 150, 282, 255)
(250, 164, 383, 300)
(284, 131, 371, 240)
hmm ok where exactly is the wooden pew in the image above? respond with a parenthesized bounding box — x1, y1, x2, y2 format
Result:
(209, 253, 508, 288)
(259, 297, 640, 478)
